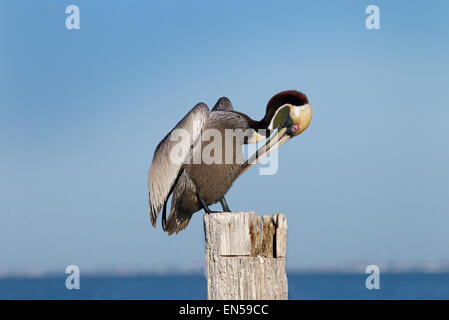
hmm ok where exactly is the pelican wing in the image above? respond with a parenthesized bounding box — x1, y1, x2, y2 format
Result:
(212, 97, 233, 111)
(148, 103, 210, 227)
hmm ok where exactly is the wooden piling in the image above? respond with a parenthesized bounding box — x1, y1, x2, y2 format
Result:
(204, 212, 288, 300)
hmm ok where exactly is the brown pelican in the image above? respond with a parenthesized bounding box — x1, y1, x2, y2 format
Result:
(148, 90, 313, 235)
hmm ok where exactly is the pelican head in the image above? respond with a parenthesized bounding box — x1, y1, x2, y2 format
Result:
(242, 90, 313, 173)
(270, 100, 313, 137)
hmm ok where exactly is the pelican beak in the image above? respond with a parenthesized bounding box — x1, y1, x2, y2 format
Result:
(241, 104, 313, 175)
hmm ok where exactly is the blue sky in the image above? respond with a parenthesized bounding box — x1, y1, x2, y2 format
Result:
(0, 0, 448, 273)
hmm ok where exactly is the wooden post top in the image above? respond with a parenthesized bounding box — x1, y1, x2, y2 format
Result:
(203, 212, 287, 259)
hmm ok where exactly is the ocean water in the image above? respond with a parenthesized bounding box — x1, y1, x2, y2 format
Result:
(0, 273, 448, 300)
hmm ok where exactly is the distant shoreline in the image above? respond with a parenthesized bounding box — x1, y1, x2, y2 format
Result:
(1, 267, 449, 279)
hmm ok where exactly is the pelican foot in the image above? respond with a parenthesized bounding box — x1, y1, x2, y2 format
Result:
(206, 211, 222, 214)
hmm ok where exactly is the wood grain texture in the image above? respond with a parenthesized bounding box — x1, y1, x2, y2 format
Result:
(204, 212, 288, 300)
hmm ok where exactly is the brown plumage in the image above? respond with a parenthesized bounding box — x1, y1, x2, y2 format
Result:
(148, 91, 312, 235)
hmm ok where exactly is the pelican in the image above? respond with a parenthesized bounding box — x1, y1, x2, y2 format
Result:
(148, 90, 313, 235)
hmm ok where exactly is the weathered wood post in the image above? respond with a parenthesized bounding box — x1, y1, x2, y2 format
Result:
(204, 212, 288, 300)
